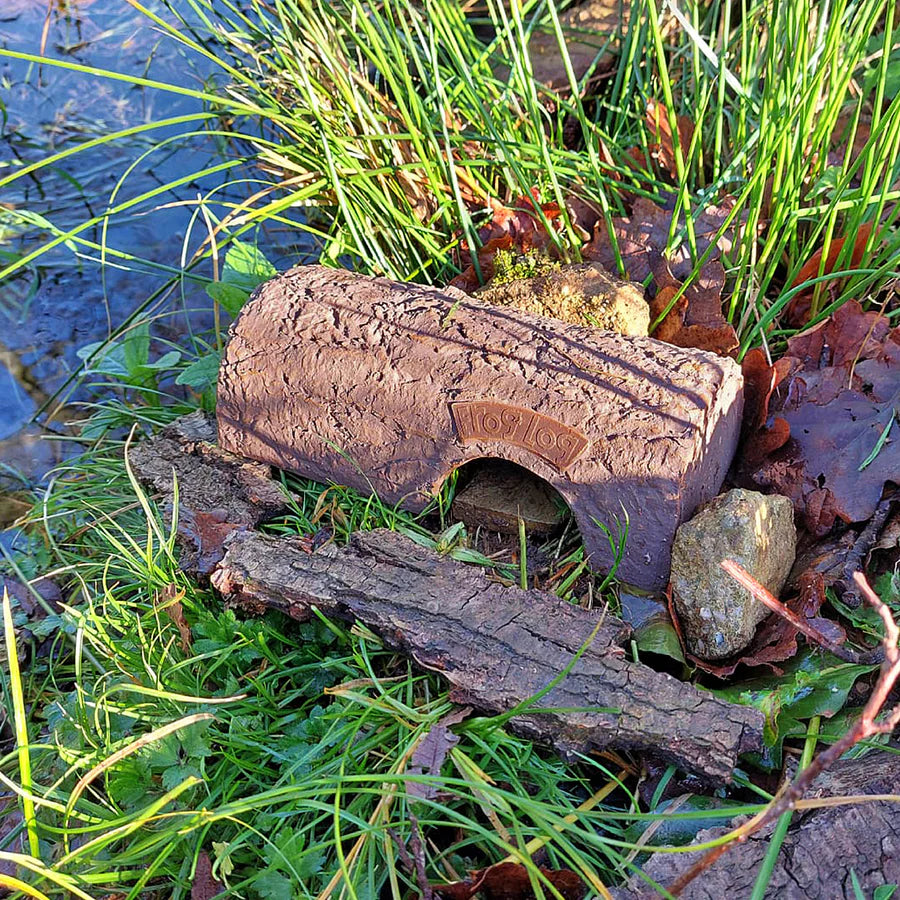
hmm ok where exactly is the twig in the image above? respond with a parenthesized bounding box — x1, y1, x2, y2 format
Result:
(835, 493, 898, 607)
(387, 816, 434, 900)
(665, 568, 900, 897)
(721, 559, 882, 665)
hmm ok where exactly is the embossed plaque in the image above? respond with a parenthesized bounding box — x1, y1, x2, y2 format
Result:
(450, 400, 589, 471)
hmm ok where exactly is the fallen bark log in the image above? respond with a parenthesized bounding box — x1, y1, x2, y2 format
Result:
(129, 411, 288, 576)
(613, 751, 900, 899)
(210, 528, 763, 783)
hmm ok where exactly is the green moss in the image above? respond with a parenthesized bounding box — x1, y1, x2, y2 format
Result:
(491, 248, 560, 285)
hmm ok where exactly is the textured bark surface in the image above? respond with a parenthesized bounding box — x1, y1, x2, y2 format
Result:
(211, 528, 763, 783)
(614, 751, 900, 899)
(217, 265, 744, 590)
(129, 411, 287, 576)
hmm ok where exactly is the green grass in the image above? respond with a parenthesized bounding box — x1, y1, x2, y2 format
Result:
(1, 0, 900, 895)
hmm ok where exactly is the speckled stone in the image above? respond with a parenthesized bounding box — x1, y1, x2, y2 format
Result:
(671, 488, 797, 659)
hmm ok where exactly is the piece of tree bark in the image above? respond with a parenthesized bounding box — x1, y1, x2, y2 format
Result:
(613, 751, 900, 899)
(129, 411, 288, 576)
(210, 528, 763, 783)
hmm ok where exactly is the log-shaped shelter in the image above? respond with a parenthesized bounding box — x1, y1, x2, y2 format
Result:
(217, 265, 744, 590)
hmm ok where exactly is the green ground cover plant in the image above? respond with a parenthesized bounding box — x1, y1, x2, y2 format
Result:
(1, 0, 900, 895)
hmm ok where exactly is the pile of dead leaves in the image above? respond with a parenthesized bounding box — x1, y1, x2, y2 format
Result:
(742, 301, 898, 537)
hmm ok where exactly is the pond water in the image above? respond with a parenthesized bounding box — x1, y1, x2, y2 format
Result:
(0, 0, 310, 491)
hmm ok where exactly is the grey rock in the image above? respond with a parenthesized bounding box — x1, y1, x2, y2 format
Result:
(671, 488, 796, 660)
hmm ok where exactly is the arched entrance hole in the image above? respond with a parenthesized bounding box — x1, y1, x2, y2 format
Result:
(437, 458, 589, 593)
(445, 458, 569, 536)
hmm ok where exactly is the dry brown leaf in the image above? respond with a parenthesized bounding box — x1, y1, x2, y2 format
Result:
(433, 861, 586, 900)
(785, 223, 876, 326)
(496, 0, 626, 92)
(451, 192, 563, 292)
(583, 195, 740, 284)
(669, 572, 833, 679)
(650, 259, 739, 356)
(405, 707, 471, 803)
(191, 850, 224, 900)
(644, 98, 695, 180)
(159, 584, 192, 654)
(750, 301, 900, 535)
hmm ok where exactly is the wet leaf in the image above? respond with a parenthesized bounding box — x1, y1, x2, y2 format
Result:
(634, 614, 685, 665)
(750, 302, 900, 535)
(711, 649, 874, 765)
(433, 861, 586, 900)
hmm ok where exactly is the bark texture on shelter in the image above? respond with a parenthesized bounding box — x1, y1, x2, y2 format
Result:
(217, 266, 744, 590)
(211, 528, 763, 783)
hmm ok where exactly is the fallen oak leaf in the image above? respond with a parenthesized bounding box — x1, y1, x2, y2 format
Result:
(648, 285, 688, 343)
(750, 304, 900, 535)
(450, 235, 514, 293)
(784, 294, 890, 369)
(433, 861, 586, 900)
(738, 348, 792, 466)
(649, 259, 739, 356)
(791, 222, 876, 292)
(584, 195, 742, 285)
(179, 508, 248, 577)
(784, 222, 876, 326)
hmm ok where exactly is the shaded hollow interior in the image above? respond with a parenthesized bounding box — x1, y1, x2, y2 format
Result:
(446, 458, 572, 538)
(440, 458, 606, 598)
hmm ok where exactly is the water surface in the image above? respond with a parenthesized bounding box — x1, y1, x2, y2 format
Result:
(0, 0, 308, 492)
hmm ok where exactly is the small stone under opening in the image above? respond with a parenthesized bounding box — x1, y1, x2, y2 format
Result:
(448, 459, 571, 536)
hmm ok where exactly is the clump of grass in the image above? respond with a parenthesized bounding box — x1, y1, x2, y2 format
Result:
(0, 454, 662, 897)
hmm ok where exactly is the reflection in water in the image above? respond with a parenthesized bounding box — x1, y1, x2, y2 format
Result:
(0, 0, 312, 483)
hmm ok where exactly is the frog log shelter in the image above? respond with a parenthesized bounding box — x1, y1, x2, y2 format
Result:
(216, 265, 745, 590)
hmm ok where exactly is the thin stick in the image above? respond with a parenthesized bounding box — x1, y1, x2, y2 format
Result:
(721, 559, 882, 665)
